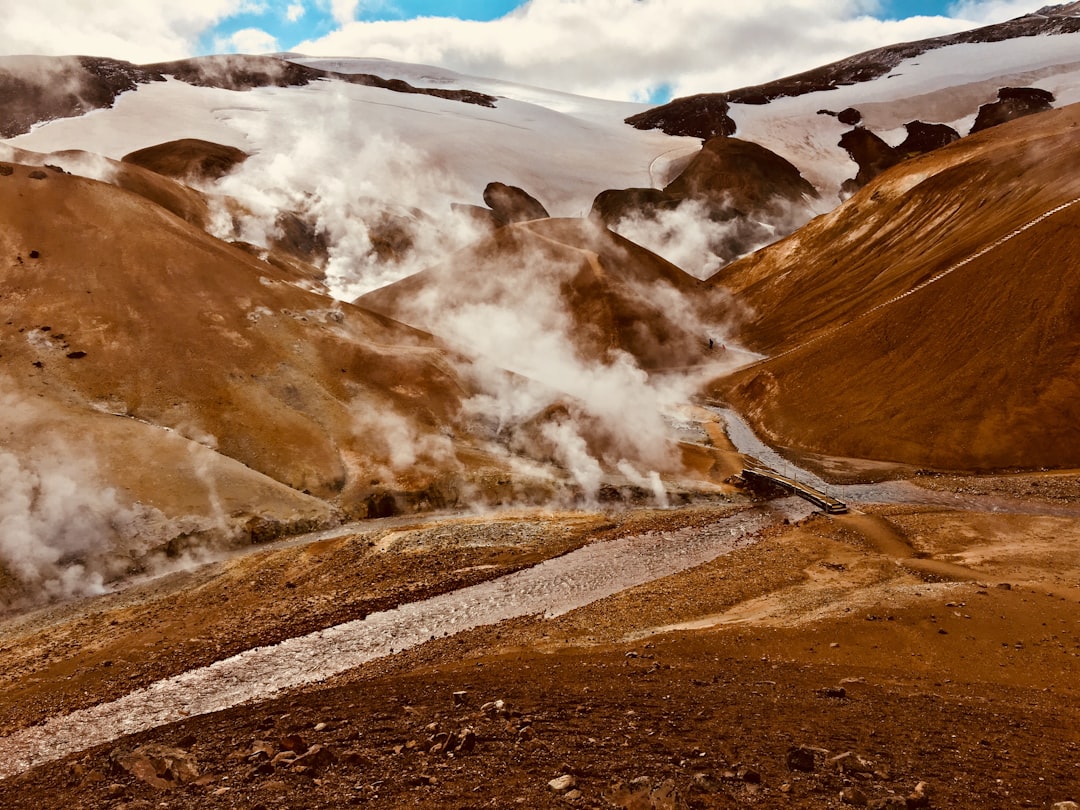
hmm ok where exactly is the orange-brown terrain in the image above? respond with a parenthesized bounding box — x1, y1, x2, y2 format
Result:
(0, 29, 1078, 810)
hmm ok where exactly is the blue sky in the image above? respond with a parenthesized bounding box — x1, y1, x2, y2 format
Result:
(2, 0, 1041, 101)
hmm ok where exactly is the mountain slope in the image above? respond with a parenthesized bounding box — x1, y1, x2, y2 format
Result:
(711, 102, 1080, 471)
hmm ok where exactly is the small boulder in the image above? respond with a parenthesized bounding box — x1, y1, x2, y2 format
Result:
(548, 774, 577, 793)
(786, 746, 818, 772)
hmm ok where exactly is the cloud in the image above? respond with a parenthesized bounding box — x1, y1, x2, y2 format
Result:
(0, 0, 264, 62)
(0, 1, 1041, 100)
(217, 26, 280, 53)
(947, 0, 1040, 23)
(293, 0, 984, 101)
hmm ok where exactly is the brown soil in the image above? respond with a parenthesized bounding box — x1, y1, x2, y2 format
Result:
(0, 468, 1077, 809)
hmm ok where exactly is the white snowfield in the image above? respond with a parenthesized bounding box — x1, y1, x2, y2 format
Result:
(5, 63, 700, 217)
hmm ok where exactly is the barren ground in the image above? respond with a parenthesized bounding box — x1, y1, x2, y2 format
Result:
(0, 446, 1077, 810)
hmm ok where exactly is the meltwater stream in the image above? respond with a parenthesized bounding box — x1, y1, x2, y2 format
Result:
(0, 501, 812, 778)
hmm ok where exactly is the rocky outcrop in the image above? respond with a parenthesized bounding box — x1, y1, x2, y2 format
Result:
(897, 121, 960, 154)
(482, 182, 550, 224)
(625, 94, 736, 140)
(839, 128, 903, 193)
(970, 87, 1055, 134)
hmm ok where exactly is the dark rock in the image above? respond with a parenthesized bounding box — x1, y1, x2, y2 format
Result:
(737, 765, 761, 784)
(482, 182, 549, 224)
(365, 492, 398, 519)
(625, 94, 736, 140)
(817, 686, 847, 698)
(456, 728, 477, 753)
(28, 170, 47, 180)
(842, 786, 870, 806)
(838, 127, 902, 190)
(66, 350, 87, 359)
(838, 107, 862, 125)
(452, 690, 469, 706)
(589, 187, 677, 226)
(971, 87, 1054, 134)
(897, 120, 960, 154)
(175, 733, 197, 749)
(0, 165, 12, 176)
(786, 746, 817, 772)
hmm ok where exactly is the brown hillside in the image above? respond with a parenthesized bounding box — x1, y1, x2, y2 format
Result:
(711, 103, 1080, 471)
(0, 162, 490, 521)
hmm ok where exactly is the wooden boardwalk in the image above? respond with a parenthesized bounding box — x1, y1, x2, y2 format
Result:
(741, 466, 848, 514)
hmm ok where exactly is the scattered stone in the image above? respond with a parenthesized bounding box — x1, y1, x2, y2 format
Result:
(817, 686, 847, 699)
(548, 774, 577, 793)
(689, 773, 724, 794)
(279, 733, 308, 754)
(828, 751, 874, 774)
(457, 727, 477, 753)
(907, 781, 931, 807)
(176, 733, 197, 749)
(452, 690, 469, 706)
(291, 743, 336, 770)
(737, 765, 761, 784)
(271, 751, 298, 767)
(1051, 803, 1080, 810)
(105, 783, 127, 798)
(113, 744, 200, 789)
(996, 583, 1012, 590)
(841, 786, 869, 806)
(313, 722, 328, 732)
(565, 789, 583, 800)
(28, 250, 40, 259)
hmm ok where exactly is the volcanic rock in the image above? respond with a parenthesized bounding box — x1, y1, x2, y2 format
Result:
(971, 87, 1055, 134)
(482, 182, 550, 224)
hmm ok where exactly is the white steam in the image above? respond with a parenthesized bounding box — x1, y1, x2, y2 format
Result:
(610, 197, 819, 281)
(207, 86, 489, 298)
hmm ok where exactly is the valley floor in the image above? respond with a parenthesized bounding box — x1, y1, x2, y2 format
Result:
(0, 473, 1078, 809)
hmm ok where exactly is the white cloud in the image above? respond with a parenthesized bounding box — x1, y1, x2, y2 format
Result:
(218, 26, 280, 53)
(947, 0, 1041, 23)
(293, 0, 984, 100)
(0, 0, 259, 62)
(0, 0, 1041, 98)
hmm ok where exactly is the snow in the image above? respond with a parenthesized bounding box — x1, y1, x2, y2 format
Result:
(730, 31, 1080, 199)
(4, 63, 700, 217)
